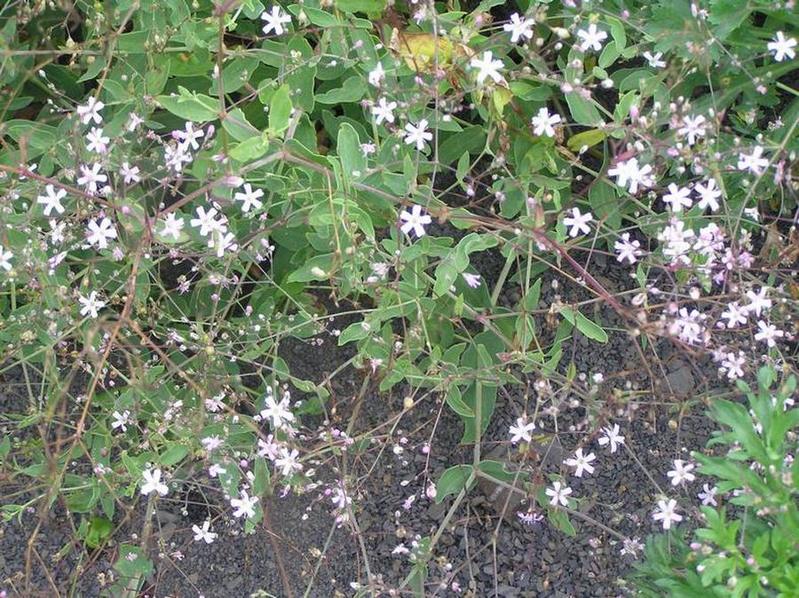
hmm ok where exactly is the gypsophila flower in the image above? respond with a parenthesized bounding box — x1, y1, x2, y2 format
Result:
(667, 459, 696, 486)
(111, 410, 130, 432)
(737, 146, 769, 175)
(372, 97, 397, 125)
(368, 62, 385, 87)
(608, 157, 653, 194)
(745, 287, 772, 317)
(721, 303, 747, 328)
(768, 31, 797, 62)
(159, 213, 185, 241)
(598, 423, 625, 453)
(509, 416, 535, 444)
(85, 127, 110, 154)
(694, 179, 721, 212)
(275, 447, 302, 477)
(721, 351, 746, 380)
(230, 489, 259, 518)
(260, 391, 295, 430)
(120, 162, 141, 184)
(677, 115, 706, 146)
(504, 13, 534, 44)
(76, 97, 104, 125)
(261, 5, 291, 36)
(79, 291, 106, 319)
(698, 484, 718, 507)
(201, 436, 223, 451)
(563, 207, 593, 237)
(577, 24, 607, 52)
(140, 468, 168, 496)
(545, 481, 572, 507)
(662, 183, 692, 212)
(0, 246, 12, 272)
(399, 205, 432, 238)
(86, 217, 117, 250)
(470, 51, 505, 84)
(77, 163, 107, 195)
(755, 320, 784, 347)
(653, 498, 682, 530)
(37, 184, 66, 216)
(462, 273, 481, 288)
(642, 51, 666, 68)
(192, 520, 217, 544)
(175, 122, 204, 151)
(404, 119, 433, 151)
(621, 537, 645, 558)
(531, 107, 561, 137)
(234, 183, 264, 213)
(564, 448, 596, 477)
(190, 206, 225, 237)
(614, 233, 642, 264)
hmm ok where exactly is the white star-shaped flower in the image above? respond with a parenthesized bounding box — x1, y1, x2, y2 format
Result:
(768, 31, 797, 62)
(371, 97, 397, 125)
(403, 119, 433, 151)
(503, 13, 534, 44)
(261, 5, 291, 36)
(661, 183, 692, 212)
(76, 97, 104, 125)
(230, 489, 259, 518)
(531, 107, 561, 137)
(577, 24, 607, 52)
(563, 207, 593, 237)
(79, 291, 106, 318)
(141, 468, 169, 496)
(470, 50, 504, 85)
(694, 179, 721, 212)
(399, 205, 432, 238)
(234, 183, 264, 213)
(86, 217, 117, 250)
(37, 184, 67, 216)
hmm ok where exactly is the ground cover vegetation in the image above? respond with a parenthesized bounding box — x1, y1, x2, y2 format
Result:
(0, 0, 798, 595)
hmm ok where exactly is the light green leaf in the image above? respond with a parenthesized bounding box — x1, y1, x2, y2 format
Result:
(268, 84, 292, 137)
(157, 86, 218, 122)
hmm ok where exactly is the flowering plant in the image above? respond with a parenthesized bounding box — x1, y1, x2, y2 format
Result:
(632, 366, 799, 596)
(0, 0, 798, 594)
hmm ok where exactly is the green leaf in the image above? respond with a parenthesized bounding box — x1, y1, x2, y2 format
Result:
(336, 123, 365, 176)
(315, 76, 367, 104)
(288, 5, 339, 27)
(335, 0, 386, 13)
(566, 129, 607, 152)
(159, 444, 188, 467)
(230, 135, 270, 162)
(114, 544, 154, 579)
(157, 86, 218, 122)
(548, 507, 576, 536)
(565, 93, 603, 127)
(433, 233, 498, 297)
(445, 386, 474, 418)
(222, 108, 259, 142)
(85, 516, 113, 549)
(435, 464, 474, 503)
(268, 84, 292, 137)
(559, 306, 608, 343)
